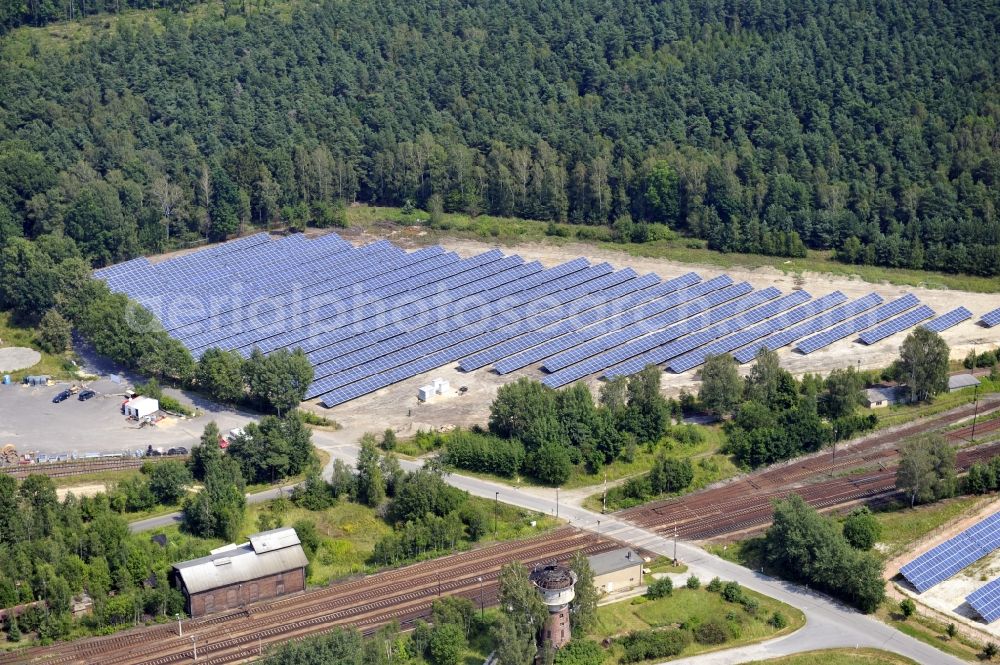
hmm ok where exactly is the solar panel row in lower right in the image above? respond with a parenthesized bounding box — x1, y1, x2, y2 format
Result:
(967, 577, 1000, 623)
(899, 511, 1000, 593)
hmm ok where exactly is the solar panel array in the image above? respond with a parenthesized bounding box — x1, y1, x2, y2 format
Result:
(95, 233, 963, 407)
(858, 305, 935, 345)
(732, 293, 883, 363)
(925, 307, 973, 333)
(983, 307, 1000, 328)
(900, 512, 1000, 593)
(796, 294, 920, 354)
(967, 578, 1000, 623)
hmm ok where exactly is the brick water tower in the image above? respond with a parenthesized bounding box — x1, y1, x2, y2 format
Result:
(529, 563, 578, 649)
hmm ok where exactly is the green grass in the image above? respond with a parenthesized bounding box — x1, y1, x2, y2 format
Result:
(345, 206, 1000, 294)
(244, 500, 392, 584)
(871, 495, 991, 559)
(749, 648, 920, 664)
(874, 603, 982, 662)
(590, 585, 804, 662)
(874, 379, 1000, 430)
(242, 493, 557, 586)
(0, 311, 80, 381)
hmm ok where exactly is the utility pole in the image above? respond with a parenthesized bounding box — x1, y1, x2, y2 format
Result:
(437, 574, 442, 597)
(832, 426, 838, 466)
(972, 383, 980, 442)
(672, 524, 678, 566)
(478, 576, 484, 619)
(191, 636, 197, 661)
(176, 613, 182, 637)
(494, 491, 499, 538)
(556, 487, 560, 519)
(597, 520, 601, 542)
(602, 471, 607, 514)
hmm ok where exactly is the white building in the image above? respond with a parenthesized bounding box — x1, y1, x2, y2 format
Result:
(123, 396, 159, 419)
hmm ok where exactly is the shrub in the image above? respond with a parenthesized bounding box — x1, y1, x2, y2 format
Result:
(900, 598, 916, 619)
(739, 595, 759, 615)
(694, 617, 729, 645)
(645, 577, 673, 599)
(946, 623, 957, 639)
(444, 430, 525, 477)
(620, 629, 691, 663)
(706, 577, 723, 593)
(769, 611, 788, 629)
(553, 640, 604, 665)
(982, 642, 998, 660)
(686, 575, 700, 590)
(721, 581, 744, 603)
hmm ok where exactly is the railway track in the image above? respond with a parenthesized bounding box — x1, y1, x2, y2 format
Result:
(3, 527, 625, 665)
(620, 400, 1000, 535)
(1, 455, 188, 480)
(632, 439, 1000, 541)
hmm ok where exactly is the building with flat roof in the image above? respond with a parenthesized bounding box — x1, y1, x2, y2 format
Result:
(172, 527, 308, 617)
(587, 547, 644, 594)
(948, 374, 981, 392)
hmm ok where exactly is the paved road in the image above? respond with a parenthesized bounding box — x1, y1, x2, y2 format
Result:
(129, 431, 962, 663)
(308, 434, 961, 665)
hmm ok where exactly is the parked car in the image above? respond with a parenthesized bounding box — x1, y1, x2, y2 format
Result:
(166, 447, 188, 456)
(78, 390, 96, 401)
(52, 390, 71, 403)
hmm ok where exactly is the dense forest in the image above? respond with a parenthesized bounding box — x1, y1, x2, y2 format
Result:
(0, 0, 998, 274)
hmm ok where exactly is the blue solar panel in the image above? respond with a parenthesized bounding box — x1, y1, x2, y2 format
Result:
(310, 264, 633, 401)
(185, 241, 428, 352)
(306, 258, 602, 396)
(732, 293, 883, 363)
(666, 291, 847, 373)
(858, 305, 935, 344)
(309, 259, 603, 373)
(458, 272, 700, 371)
(541, 277, 744, 373)
(606, 288, 804, 379)
(296, 253, 528, 359)
(539, 283, 773, 389)
(924, 307, 973, 333)
(982, 307, 1000, 328)
(795, 294, 920, 354)
(900, 512, 1000, 593)
(234, 249, 515, 356)
(968, 578, 1000, 623)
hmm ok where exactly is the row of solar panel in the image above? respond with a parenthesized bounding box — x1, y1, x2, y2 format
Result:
(900, 512, 1000, 593)
(968, 577, 1000, 624)
(96, 233, 988, 408)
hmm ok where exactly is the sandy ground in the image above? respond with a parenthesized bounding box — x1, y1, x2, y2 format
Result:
(313, 228, 1000, 433)
(56, 484, 106, 500)
(0, 347, 41, 373)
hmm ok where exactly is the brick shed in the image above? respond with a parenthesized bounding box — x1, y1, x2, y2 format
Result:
(172, 527, 308, 617)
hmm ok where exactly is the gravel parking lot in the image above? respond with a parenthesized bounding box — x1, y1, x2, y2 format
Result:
(0, 377, 255, 457)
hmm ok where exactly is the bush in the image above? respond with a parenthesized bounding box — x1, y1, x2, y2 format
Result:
(721, 581, 744, 604)
(694, 617, 729, 645)
(706, 577, 723, 593)
(686, 575, 700, 590)
(900, 598, 916, 619)
(645, 577, 673, 599)
(620, 629, 691, 663)
(554, 640, 604, 665)
(739, 595, 759, 615)
(982, 642, 998, 660)
(443, 430, 525, 477)
(769, 611, 788, 629)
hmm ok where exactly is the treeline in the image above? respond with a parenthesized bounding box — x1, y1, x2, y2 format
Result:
(763, 495, 885, 613)
(1, 0, 997, 274)
(701, 350, 877, 468)
(0, 473, 199, 643)
(441, 368, 678, 485)
(0, 234, 313, 413)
